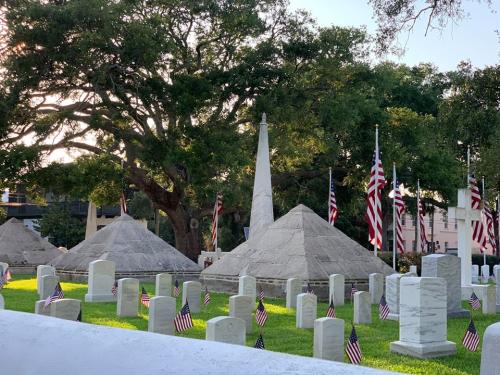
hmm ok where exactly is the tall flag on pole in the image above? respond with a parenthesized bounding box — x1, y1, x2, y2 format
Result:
(462, 318, 480, 352)
(470, 175, 488, 252)
(141, 287, 150, 308)
(346, 325, 362, 365)
(44, 282, 64, 308)
(254, 334, 265, 349)
(211, 194, 223, 251)
(379, 294, 390, 320)
(256, 300, 268, 327)
(174, 302, 193, 332)
(328, 167, 338, 226)
(484, 200, 497, 253)
(259, 286, 264, 302)
(366, 126, 385, 255)
(111, 281, 118, 296)
(326, 300, 336, 318)
(350, 283, 358, 300)
(469, 292, 481, 310)
(204, 287, 211, 306)
(417, 181, 427, 253)
(173, 280, 180, 297)
(391, 167, 405, 255)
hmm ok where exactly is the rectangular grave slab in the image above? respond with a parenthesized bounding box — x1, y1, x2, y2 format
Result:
(206, 316, 246, 346)
(148, 296, 176, 335)
(117, 278, 139, 317)
(85, 260, 116, 302)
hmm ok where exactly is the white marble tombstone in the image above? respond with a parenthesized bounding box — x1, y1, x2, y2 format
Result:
(296, 293, 317, 329)
(472, 264, 480, 284)
(238, 276, 256, 302)
(85, 260, 116, 302)
(148, 296, 176, 335)
(39, 275, 60, 300)
(313, 317, 344, 362)
(0, 294, 4, 309)
(421, 254, 468, 318)
(37, 265, 56, 296)
(229, 295, 254, 334)
(35, 300, 50, 316)
(117, 278, 139, 317)
(155, 273, 172, 297)
(480, 322, 500, 375)
(409, 265, 417, 275)
(182, 281, 201, 313)
(50, 299, 81, 321)
(385, 273, 404, 320)
(286, 278, 302, 309)
(353, 291, 371, 324)
(496, 272, 500, 312)
(493, 265, 500, 279)
(0, 262, 8, 277)
(206, 316, 246, 346)
(390, 277, 456, 359)
(473, 284, 496, 315)
(329, 274, 345, 306)
(369, 273, 384, 304)
(481, 265, 490, 284)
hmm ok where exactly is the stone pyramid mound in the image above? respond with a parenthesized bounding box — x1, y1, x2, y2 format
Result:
(0, 218, 63, 265)
(52, 214, 201, 274)
(202, 204, 394, 282)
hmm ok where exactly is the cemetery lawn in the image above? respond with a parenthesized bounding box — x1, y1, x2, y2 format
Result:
(4, 276, 485, 375)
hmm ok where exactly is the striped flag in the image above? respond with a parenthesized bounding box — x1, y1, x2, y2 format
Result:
(328, 168, 338, 226)
(366, 148, 386, 251)
(418, 198, 428, 252)
(44, 282, 64, 308)
(141, 287, 150, 308)
(211, 194, 223, 250)
(256, 300, 268, 327)
(204, 287, 211, 306)
(469, 292, 481, 310)
(111, 281, 118, 296)
(379, 294, 390, 320)
(326, 300, 336, 318)
(346, 326, 362, 365)
(3, 268, 12, 282)
(173, 280, 180, 297)
(254, 334, 265, 349)
(470, 175, 488, 252)
(174, 302, 193, 332)
(483, 201, 496, 253)
(392, 180, 405, 254)
(462, 319, 480, 352)
(259, 286, 264, 302)
(350, 283, 358, 299)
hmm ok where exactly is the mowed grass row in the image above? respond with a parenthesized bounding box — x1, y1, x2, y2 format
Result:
(2, 275, 488, 375)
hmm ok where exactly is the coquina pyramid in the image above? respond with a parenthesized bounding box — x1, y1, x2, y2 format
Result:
(52, 214, 201, 274)
(0, 218, 63, 265)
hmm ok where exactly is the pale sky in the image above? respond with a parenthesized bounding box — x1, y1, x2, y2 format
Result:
(289, 0, 500, 72)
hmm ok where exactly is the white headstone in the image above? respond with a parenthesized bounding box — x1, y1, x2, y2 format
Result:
(148, 296, 176, 335)
(472, 265, 480, 284)
(182, 281, 201, 313)
(206, 316, 246, 346)
(85, 260, 116, 302)
(496, 272, 500, 312)
(473, 284, 496, 315)
(329, 274, 345, 306)
(155, 273, 172, 297)
(385, 273, 403, 320)
(0, 262, 8, 277)
(313, 317, 344, 362)
(39, 275, 60, 300)
(480, 322, 500, 375)
(117, 278, 139, 317)
(229, 295, 254, 334)
(0, 294, 4, 309)
(37, 265, 56, 296)
(481, 265, 490, 284)
(286, 278, 302, 309)
(409, 265, 417, 274)
(493, 265, 500, 279)
(369, 273, 384, 304)
(354, 291, 371, 324)
(390, 277, 456, 358)
(50, 299, 81, 321)
(296, 293, 317, 329)
(238, 276, 256, 302)
(35, 300, 50, 316)
(421, 254, 468, 317)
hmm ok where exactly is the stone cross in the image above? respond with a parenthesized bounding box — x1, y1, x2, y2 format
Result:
(448, 188, 482, 287)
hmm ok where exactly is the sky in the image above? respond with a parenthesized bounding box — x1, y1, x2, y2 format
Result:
(289, 0, 499, 72)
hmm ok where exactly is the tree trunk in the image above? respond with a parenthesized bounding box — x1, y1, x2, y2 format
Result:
(163, 206, 202, 261)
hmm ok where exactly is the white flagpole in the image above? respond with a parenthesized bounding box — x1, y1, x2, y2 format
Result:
(328, 167, 332, 225)
(482, 177, 486, 266)
(467, 146, 471, 183)
(214, 194, 218, 254)
(416, 179, 421, 253)
(392, 163, 396, 270)
(374, 125, 380, 257)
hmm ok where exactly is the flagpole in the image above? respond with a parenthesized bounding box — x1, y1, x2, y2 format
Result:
(416, 179, 420, 253)
(392, 163, 396, 270)
(467, 146, 471, 183)
(482, 177, 486, 266)
(374, 125, 379, 257)
(214, 193, 218, 253)
(329, 167, 332, 225)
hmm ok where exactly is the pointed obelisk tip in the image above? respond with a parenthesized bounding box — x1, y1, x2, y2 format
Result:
(260, 113, 267, 125)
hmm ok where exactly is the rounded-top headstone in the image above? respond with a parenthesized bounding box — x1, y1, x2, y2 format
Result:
(85, 260, 116, 302)
(206, 316, 246, 346)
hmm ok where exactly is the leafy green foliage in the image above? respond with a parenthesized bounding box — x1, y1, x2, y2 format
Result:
(34, 205, 85, 248)
(0, 207, 6, 224)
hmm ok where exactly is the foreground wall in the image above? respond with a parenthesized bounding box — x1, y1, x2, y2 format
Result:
(0, 310, 400, 375)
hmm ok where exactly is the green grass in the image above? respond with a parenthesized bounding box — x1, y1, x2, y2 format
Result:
(2, 275, 488, 374)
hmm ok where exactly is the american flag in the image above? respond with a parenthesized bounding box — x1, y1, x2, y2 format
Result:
(3, 268, 12, 282)
(306, 283, 315, 294)
(379, 294, 390, 320)
(174, 302, 193, 332)
(326, 300, 336, 318)
(111, 281, 118, 296)
(366, 148, 385, 251)
(346, 326, 362, 365)
(470, 175, 488, 252)
(483, 201, 497, 253)
(462, 319, 480, 352)
(418, 198, 428, 252)
(141, 287, 150, 308)
(254, 334, 265, 349)
(328, 168, 338, 226)
(256, 300, 268, 327)
(44, 282, 64, 308)
(350, 283, 358, 299)
(211, 194, 223, 250)
(259, 286, 264, 302)
(469, 292, 481, 310)
(120, 191, 128, 215)
(392, 179, 405, 254)
(204, 287, 211, 306)
(173, 280, 180, 297)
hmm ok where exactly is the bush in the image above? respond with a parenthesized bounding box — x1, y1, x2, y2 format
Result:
(379, 251, 422, 274)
